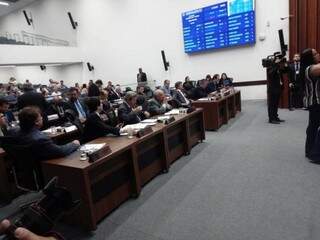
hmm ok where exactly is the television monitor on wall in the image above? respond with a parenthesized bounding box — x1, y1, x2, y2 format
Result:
(182, 0, 256, 53)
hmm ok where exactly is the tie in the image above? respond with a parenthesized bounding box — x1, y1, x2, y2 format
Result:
(75, 101, 86, 119)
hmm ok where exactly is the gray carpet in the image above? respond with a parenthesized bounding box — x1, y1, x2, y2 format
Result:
(2, 100, 320, 240)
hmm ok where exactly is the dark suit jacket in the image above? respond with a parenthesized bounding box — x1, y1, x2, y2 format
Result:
(193, 87, 208, 100)
(17, 91, 49, 128)
(88, 84, 100, 97)
(118, 102, 144, 125)
(17, 91, 48, 111)
(83, 113, 120, 142)
(206, 82, 217, 94)
(173, 89, 189, 106)
(64, 99, 88, 118)
(137, 93, 149, 111)
(137, 72, 147, 82)
(148, 98, 172, 116)
(108, 89, 121, 102)
(4, 111, 15, 123)
(15, 128, 78, 160)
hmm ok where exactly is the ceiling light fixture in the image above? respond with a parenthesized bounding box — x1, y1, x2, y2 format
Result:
(0, 1, 9, 6)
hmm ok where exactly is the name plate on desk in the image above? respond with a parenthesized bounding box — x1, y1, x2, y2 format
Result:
(88, 145, 112, 163)
(137, 126, 153, 138)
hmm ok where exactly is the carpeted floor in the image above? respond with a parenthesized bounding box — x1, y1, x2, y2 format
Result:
(2, 100, 320, 240)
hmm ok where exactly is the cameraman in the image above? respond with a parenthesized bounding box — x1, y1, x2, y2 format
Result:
(0, 220, 59, 240)
(267, 54, 287, 124)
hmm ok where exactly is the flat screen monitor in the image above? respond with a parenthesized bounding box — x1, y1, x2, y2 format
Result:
(182, 0, 256, 53)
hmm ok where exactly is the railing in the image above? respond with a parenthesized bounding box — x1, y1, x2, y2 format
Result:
(0, 31, 70, 46)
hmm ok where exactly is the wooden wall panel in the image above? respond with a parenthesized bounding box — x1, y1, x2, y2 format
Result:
(290, 0, 320, 59)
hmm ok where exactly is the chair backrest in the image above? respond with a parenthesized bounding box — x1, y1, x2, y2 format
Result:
(1, 137, 43, 192)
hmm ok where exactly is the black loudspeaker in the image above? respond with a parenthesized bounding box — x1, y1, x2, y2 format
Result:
(161, 50, 170, 71)
(40, 65, 46, 71)
(87, 62, 94, 72)
(23, 10, 33, 26)
(68, 12, 78, 30)
(278, 29, 288, 56)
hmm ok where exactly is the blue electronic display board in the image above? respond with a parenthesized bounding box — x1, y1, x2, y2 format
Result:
(182, 0, 255, 53)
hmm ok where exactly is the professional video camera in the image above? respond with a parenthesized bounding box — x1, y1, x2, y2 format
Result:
(1, 177, 79, 240)
(262, 52, 287, 69)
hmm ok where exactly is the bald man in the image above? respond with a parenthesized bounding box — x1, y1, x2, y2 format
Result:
(148, 89, 172, 116)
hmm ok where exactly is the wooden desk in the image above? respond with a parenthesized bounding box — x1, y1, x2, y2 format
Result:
(192, 91, 241, 130)
(41, 109, 205, 230)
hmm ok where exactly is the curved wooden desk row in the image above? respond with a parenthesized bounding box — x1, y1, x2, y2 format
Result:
(41, 109, 205, 230)
(192, 91, 241, 130)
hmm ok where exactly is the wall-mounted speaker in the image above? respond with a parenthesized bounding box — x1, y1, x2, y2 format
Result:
(23, 10, 33, 26)
(68, 12, 78, 30)
(40, 65, 46, 71)
(87, 62, 94, 71)
(278, 29, 288, 56)
(161, 50, 170, 71)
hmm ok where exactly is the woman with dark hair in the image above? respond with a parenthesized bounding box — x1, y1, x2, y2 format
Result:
(83, 97, 121, 142)
(220, 73, 233, 87)
(300, 48, 320, 161)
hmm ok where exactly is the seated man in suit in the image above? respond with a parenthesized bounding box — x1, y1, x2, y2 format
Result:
(106, 84, 121, 102)
(17, 86, 49, 128)
(46, 96, 67, 126)
(193, 79, 209, 100)
(100, 90, 112, 112)
(136, 85, 149, 111)
(16, 106, 80, 160)
(65, 87, 88, 123)
(118, 91, 150, 125)
(161, 79, 172, 97)
(173, 81, 191, 107)
(0, 98, 15, 124)
(148, 89, 172, 116)
(83, 97, 122, 142)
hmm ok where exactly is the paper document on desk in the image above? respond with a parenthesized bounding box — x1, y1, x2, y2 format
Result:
(197, 98, 211, 101)
(65, 125, 77, 133)
(157, 116, 171, 121)
(141, 119, 158, 124)
(48, 114, 59, 121)
(122, 123, 148, 131)
(80, 143, 106, 152)
(164, 109, 180, 115)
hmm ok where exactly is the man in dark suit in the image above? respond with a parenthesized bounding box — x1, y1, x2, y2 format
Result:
(64, 87, 88, 122)
(88, 80, 101, 97)
(136, 85, 149, 111)
(289, 53, 303, 109)
(17, 87, 49, 128)
(46, 96, 68, 126)
(173, 81, 191, 107)
(267, 56, 286, 124)
(106, 85, 121, 102)
(193, 79, 209, 100)
(118, 91, 150, 125)
(83, 97, 121, 142)
(148, 89, 172, 116)
(137, 68, 147, 83)
(16, 106, 80, 160)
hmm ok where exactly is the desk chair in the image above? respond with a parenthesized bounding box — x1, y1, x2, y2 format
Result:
(1, 137, 43, 192)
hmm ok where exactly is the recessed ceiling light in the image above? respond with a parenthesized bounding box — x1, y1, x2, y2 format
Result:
(0, 1, 9, 6)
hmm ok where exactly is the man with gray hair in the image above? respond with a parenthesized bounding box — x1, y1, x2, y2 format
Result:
(148, 89, 172, 116)
(118, 91, 150, 125)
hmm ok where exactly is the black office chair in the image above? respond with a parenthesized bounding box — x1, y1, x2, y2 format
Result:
(1, 137, 44, 192)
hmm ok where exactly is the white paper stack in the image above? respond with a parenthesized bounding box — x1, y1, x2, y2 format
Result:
(164, 109, 180, 115)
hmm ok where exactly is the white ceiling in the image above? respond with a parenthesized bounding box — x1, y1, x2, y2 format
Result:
(0, 0, 38, 17)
